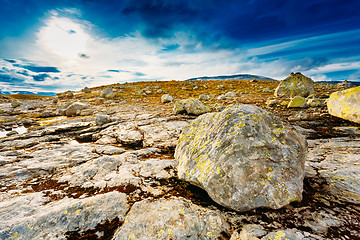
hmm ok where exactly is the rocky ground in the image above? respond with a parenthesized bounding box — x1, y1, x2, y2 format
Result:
(0, 79, 359, 240)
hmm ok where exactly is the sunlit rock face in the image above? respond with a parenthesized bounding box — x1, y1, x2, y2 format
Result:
(275, 72, 314, 98)
(327, 86, 360, 124)
(112, 197, 230, 240)
(176, 104, 307, 212)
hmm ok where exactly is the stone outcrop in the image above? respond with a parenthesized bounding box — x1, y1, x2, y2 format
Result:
(112, 197, 230, 240)
(275, 72, 314, 98)
(175, 104, 307, 212)
(1, 80, 360, 239)
(173, 98, 210, 115)
(0, 191, 129, 240)
(327, 86, 360, 124)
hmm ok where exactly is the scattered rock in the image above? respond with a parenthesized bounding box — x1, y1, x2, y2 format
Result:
(327, 86, 360, 124)
(275, 72, 314, 98)
(112, 197, 230, 240)
(65, 102, 89, 117)
(266, 99, 280, 107)
(82, 87, 91, 93)
(161, 94, 174, 103)
(95, 114, 111, 126)
(307, 98, 322, 108)
(100, 87, 115, 99)
(199, 94, 210, 101)
(176, 104, 307, 212)
(173, 98, 211, 115)
(11, 101, 21, 108)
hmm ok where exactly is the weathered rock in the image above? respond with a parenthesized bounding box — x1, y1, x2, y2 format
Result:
(327, 86, 360, 124)
(275, 73, 314, 98)
(41, 109, 57, 118)
(0, 191, 129, 240)
(101, 87, 115, 99)
(93, 145, 126, 155)
(307, 98, 322, 108)
(266, 99, 280, 107)
(114, 124, 143, 147)
(65, 102, 89, 117)
(11, 101, 21, 108)
(95, 114, 111, 126)
(112, 197, 230, 240)
(176, 104, 307, 212)
(83, 87, 91, 93)
(173, 98, 210, 115)
(307, 137, 360, 204)
(199, 94, 210, 101)
(287, 96, 307, 108)
(80, 108, 94, 116)
(161, 94, 173, 103)
(232, 224, 324, 240)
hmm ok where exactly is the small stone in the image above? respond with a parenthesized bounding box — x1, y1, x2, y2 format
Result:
(173, 98, 210, 115)
(100, 87, 115, 99)
(83, 87, 91, 93)
(161, 94, 174, 103)
(199, 94, 210, 101)
(307, 98, 321, 108)
(95, 114, 111, 126)
(11, 101, 21, 108)
(266, 99, 280, 107)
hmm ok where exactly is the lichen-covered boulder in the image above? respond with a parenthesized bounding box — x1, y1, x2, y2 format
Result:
(327, 86, 360, 124)
(275, 73, 314, 98)
(173, 98, 210, 115)
(112, 197, 230, 240)
(287, 96, 307, 108)
(175, 104, 307, 212)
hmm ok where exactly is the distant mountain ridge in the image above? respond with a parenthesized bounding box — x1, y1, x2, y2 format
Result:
(186, 74, 277, 81)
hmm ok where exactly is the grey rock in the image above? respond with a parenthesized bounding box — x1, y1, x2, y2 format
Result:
(93, 145, 126, 155)
(307, 137, 360, 204)
(0, 191, 129, 240)
(173, 98, 210, 115)
(112, 197, 230, 240)
(11, 101, 21, 108)
(95, 114, 111, 126)
(65, 102, 89, 117)
(83, 87, 91, 93)
(199, 94, 210, 101)
(161, 94, 174, 103)
(101, 87, 115, 99)
(176, 104, 307, 212)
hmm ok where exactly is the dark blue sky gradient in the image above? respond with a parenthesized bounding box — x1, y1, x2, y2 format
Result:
(0, 0, 360, 93)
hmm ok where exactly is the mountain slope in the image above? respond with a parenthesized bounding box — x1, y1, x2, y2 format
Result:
(186, 74, 277, 81)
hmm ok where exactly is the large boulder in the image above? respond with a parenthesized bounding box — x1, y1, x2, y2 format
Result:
(112, 197, 230, 239)
(173, 98, 210, 115)
(327, 86, 360, 124)
(275, 72, 314, 98)
(175, 104, 307, 212)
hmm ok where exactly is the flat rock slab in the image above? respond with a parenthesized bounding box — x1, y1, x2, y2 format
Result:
(307, 137, 360, 204)
(0, 191, 129, 240)
(113, 197, 230, 240)
(176, 104, 307, 212)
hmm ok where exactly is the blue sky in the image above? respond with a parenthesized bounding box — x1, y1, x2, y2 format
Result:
(1, 0, 360, 94)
